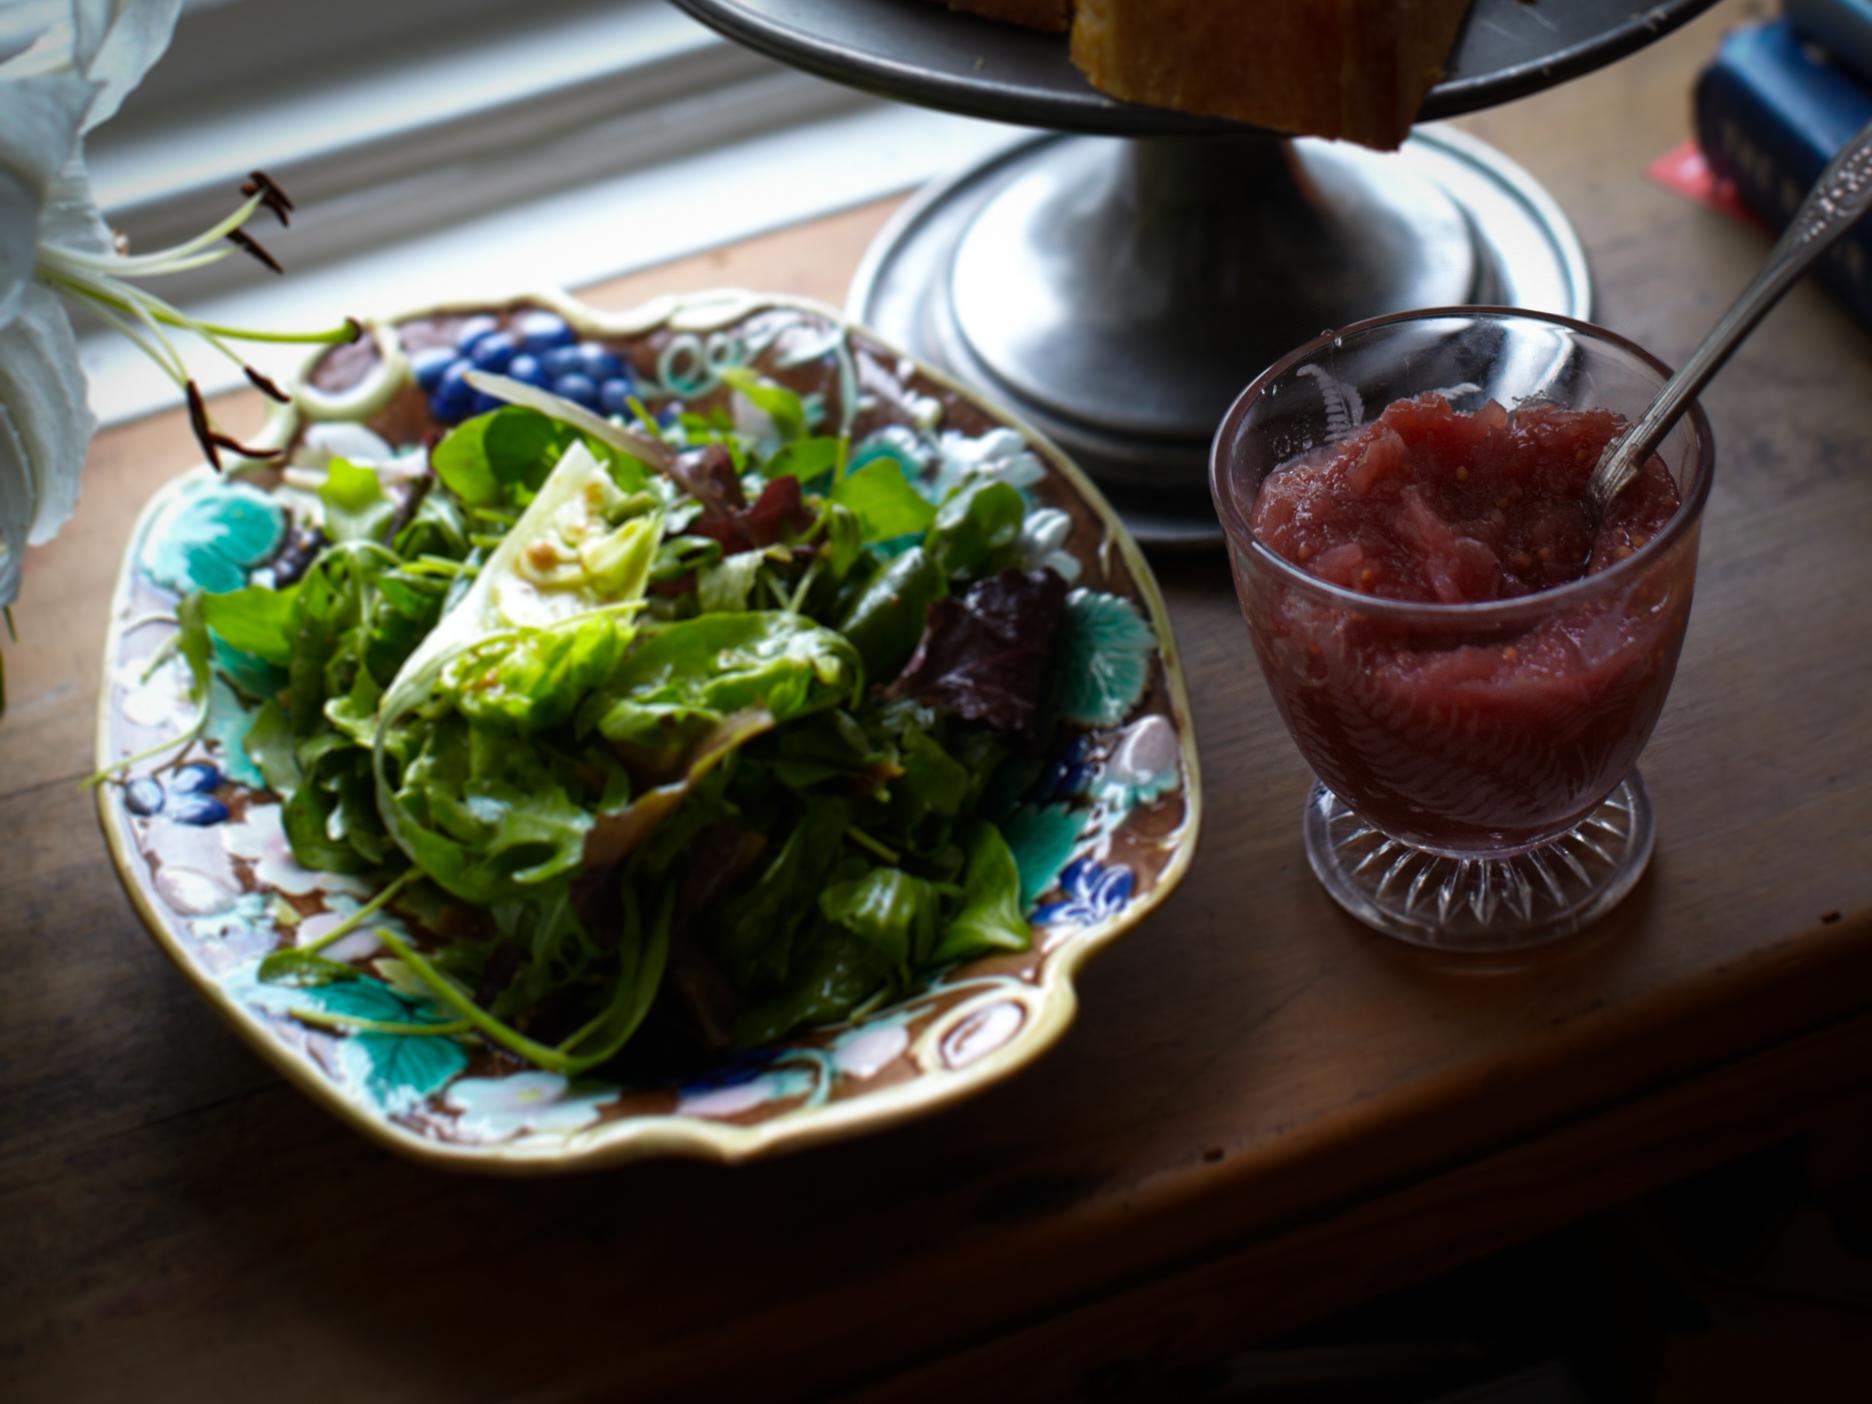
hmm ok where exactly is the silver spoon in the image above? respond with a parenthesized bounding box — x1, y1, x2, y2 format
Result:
(1591, 116, 1872, 510)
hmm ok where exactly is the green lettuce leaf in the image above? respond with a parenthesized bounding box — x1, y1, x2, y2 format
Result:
(832, 457, 936, 543)
(927, 479, 1024, 579)
(835, 546, 945, 681)
(585, 611, 860, 775)
(932, 820, 1029, 964)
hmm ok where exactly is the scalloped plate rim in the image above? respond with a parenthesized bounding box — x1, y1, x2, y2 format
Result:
(94, 288, 1204, 1175)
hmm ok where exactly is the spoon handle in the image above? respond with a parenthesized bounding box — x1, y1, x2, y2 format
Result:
(1592, 115, 1872, 505)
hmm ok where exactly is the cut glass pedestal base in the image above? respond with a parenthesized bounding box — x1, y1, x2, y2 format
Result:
(1302, 774, 1655, 953)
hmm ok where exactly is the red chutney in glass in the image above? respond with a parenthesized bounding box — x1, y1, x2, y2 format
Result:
(1242, 393, 1696, 853)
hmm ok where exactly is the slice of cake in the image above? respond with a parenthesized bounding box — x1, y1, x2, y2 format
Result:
(1070, 0, 1473, 148)
(924, 0, 1474, 149)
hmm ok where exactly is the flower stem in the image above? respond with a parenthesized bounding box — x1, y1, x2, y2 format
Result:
(289, 1008, 475, 1038)
(295, 869, 420, 959)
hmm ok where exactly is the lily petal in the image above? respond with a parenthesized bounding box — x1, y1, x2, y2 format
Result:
(0, 69, 93, 194)
(0, 395, 30, 607)
(0, 284, 93, 546)
(71, 0, 181, 131)
(0, 168, 39, 329)
(0, 5, 67, 77)
(37, 155, 107, 253)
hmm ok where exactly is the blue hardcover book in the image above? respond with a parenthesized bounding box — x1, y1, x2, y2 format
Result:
(1695, 20, 1872, 326)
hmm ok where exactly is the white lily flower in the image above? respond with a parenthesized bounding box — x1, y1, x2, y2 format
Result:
(0, 0, 181, 611)
(0, 0, 359, 641)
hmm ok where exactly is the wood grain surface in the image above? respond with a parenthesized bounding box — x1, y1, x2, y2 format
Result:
(4, 2, 1868, 1398)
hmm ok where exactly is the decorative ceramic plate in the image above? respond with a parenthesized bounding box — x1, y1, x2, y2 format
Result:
(96, 290, 1200, 1171)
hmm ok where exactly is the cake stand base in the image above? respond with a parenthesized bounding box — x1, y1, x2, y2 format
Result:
(850, 127, 1591, 548)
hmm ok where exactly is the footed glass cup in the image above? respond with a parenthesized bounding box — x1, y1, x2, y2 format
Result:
(1210, 308, 1714, 952)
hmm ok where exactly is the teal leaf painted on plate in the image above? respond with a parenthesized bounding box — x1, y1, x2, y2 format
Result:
(1056, 589, 1156, 728)
(231, 963, 468, 1114)
(1000, 801, 1086, 911)
(350, 1029, 470, 1113)
(202, 676, 266, 788)
(142, 482, 286, 595)
(212, 636, 285, 702)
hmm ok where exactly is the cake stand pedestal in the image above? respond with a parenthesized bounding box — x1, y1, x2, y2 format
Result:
(670, 0, 1719, 545)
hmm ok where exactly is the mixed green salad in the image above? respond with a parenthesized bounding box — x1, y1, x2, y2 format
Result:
(165, 358, 1079, 1077)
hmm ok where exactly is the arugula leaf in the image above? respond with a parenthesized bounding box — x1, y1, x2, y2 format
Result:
(821, 502, 865, 580)
(927, 479, 1025, 579)
(174, 590, 213, 707)
(585, 611, 860, 776)
(319, 458, 396, 543)
(836, 546, 946, 681)
(431, 407, 573, 508)
(708, 796, 852, 983)
(832, 458, 936, 543)
(820, 864, 941, 973)
(696, 550, 766, 614)
(244, 697, 302, 797)
(202, 582, 297, 667)
(282, 743, 379, 875)
(255, 947, 365, 987)
(718, 366, 806, 442)
(931, 820, 1029, 964)
(393, 491, 469, 561)
(383, 711, 598, 903)
(551, 880, 674, 1071)
(764, 435, 843, 485)
(582, 709, 772, 871)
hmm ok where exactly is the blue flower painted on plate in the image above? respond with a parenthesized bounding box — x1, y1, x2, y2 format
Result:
(674, 1047, 829, 1118)
(167, 792, 229, 826)
(1026, 734, 1095, 806)
(1056, 589, 1157, 728)
(170, 761, 221, 794)
(677, 1044, 785, 1095)
(124, 777, 165, 815)
(142, 481, 286, 595)
(1032, 856, 1135, 929)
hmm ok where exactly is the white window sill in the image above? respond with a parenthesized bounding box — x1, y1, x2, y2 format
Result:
(78, 1, 1016, 427)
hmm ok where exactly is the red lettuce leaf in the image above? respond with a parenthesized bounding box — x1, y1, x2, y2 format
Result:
(689, 475, 812, 555)
(886, 568, 1069, 734)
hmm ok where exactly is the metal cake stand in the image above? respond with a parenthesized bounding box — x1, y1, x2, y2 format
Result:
(670, 0, 1719, 545)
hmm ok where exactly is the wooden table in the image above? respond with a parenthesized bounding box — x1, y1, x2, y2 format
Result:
(5, 2, 1869, 1396)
